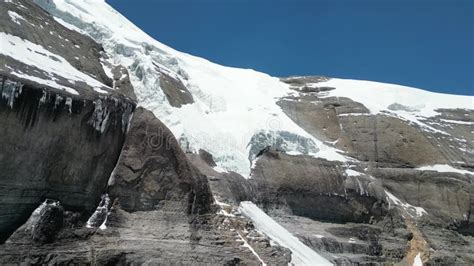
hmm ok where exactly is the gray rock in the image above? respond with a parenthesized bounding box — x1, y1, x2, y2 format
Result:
(0, 108, 291, 265)
(8, 199, 64, 244)
(107, 107, 213, 214)
(0, 0, 113, 96)
(111, 65, 138, 101)
(0, 78, 135, 243)
(157, 68, 194, 108)
(1, 1, 473, 264)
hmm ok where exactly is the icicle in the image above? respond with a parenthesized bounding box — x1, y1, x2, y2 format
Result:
(1, 79, 23, 108)
(88, 98, 110, 133)
(54, 95, 63, 110)
(65, 97, 73, 113)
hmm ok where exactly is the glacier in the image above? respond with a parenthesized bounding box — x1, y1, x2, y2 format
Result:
(25, 0, 473, 178)
(32, 0, 352, 177)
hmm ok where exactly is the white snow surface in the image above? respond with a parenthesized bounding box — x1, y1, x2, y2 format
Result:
(416, 164, 474, 175)
(239, 201, 332, 266)
(0, 32, 110, 95)
(35, 0, 473, 177)
(345, 169, 362, 177)
(439, 119, 474, 125)
(413, 253, 423, 266)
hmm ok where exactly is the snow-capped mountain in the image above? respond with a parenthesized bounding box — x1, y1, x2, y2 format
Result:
(1, 0, 473, 265)
(13, 0, 468, 179)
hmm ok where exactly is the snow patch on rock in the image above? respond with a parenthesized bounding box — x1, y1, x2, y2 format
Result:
(385, 190, 427, 217)
(239, 201, 332, 266)
(317, 78, 473, 135)
(86, 194, 110, 230)
(8, 10, 25, 25)
(416, 164, 474, 175)
(0, 32, 108, 95)
(38, 0, 347, 178)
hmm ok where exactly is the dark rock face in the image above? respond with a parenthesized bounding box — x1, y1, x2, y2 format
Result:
(0, 209, 292, 265)
(0, 78, 134, 243)
(281, 76, 330, 86)
(184, 77, 474, 264)
(30, 200, 64, 243)
(157, 69, 194, 107)
(219, 147, 473, 264)
(188, 147, 412, 264)
(107, 107, 212, 214)
(8, 199, 64, 244)
(187, 150, 256, 205)
(0, 108, 291, 265)
(111, 65, 137, 102)
(248, 149, 387, 224)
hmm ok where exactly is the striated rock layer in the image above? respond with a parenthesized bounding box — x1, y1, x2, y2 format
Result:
(0, 104, 291, 265)
(0, 77, 135, 243)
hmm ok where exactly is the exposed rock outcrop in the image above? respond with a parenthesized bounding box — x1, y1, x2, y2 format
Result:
(0, 77, 135, 243)
(1, 0, 472, 264)
(7, 199, 64, 244)
(249, 149, 387, 223)
(107, 107, 212, 214)
(0, 107, 291, 265)
(157, 69, 194, 108)
(0, 0, 113, 96)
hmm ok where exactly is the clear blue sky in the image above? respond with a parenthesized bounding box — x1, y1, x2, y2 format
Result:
(107, 0, 473, 95)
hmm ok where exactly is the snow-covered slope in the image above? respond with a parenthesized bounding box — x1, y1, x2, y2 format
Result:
(33, 0, 349, 177)
(28, 0, 474, 178)
(316, 78, 473, 134)
(0, 32, 107, 95)
(240, 201, 332, 266)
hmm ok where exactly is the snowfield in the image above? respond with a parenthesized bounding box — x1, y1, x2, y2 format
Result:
(36, 0, 350, 177)
(239, 201, 332, 266)
(0, 32, 110, 95)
